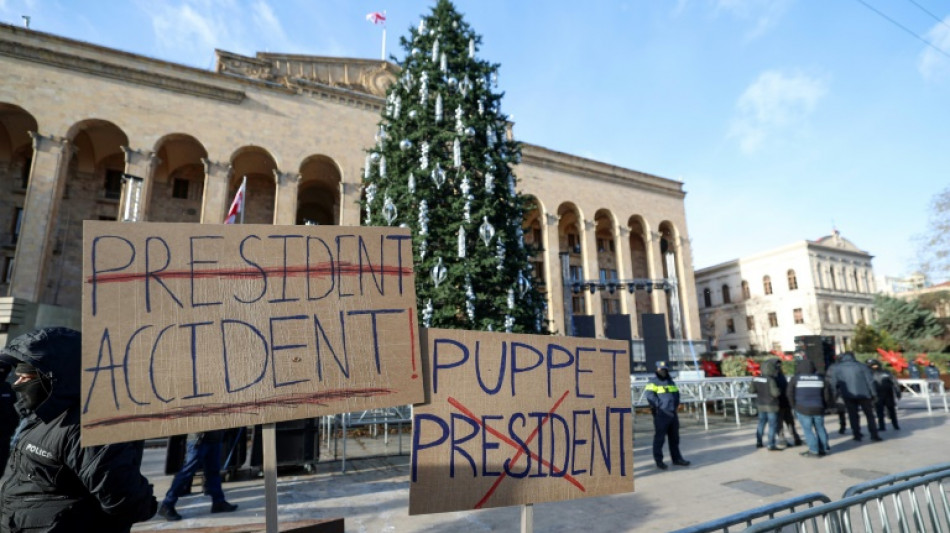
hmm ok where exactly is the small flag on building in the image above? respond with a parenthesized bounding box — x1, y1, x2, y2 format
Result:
(365, 11, 386, 25)
(224, 176, 246, 224)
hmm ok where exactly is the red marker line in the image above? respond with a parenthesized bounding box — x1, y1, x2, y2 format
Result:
(85, 262, 412, 284)
(82, 387, 394, 428)
(447, 390, 585, 510)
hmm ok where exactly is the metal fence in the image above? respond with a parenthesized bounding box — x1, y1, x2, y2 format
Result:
(668, 493, 832, 533)
(632, 376, 757, 429)
(741, 469, 950, 533)
(897, 378, 949, 415)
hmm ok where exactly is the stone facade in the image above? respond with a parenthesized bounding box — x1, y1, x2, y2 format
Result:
(0, 23, 700, 346)
(695, 231, 876, 354)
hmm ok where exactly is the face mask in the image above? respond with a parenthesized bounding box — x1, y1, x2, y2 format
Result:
(12, 377, 50, 411)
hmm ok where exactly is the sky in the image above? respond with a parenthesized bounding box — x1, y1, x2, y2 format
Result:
(2, 0, 948, 281)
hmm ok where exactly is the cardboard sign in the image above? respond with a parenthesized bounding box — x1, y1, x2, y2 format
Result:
(409, 328, 633, 515)
(81, 221, 423, 446)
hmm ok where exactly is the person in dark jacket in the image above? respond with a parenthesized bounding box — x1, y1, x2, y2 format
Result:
(867, 359, 901, 431)
(828, 352, 881, 442)
(0, 363, 17, 473)
(924, 362, 940, 380)
(0, 327, 157, 533)
(644, 361, 690, 470)
(775, 364, 803, 447)
(158, 430, 238, 520)
(823, 357, 849, 435)
(788, 359, 832, 457)
(753, 358, 783, 450)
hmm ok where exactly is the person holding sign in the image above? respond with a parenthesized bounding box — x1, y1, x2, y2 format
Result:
(158, 431, 238, 521)
(0, 328, 157, 532)
(645, 361, 690, 470)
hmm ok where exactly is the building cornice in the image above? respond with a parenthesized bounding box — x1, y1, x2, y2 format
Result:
(519, 145, 686, 199)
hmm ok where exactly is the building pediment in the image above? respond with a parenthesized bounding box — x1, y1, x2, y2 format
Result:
(216, 50, 399, 97)
(811, 230, 866, 254)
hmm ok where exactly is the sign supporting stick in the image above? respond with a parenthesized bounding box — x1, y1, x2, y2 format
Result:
(521, 503, 533, 533)
(263, 423, 278, 533)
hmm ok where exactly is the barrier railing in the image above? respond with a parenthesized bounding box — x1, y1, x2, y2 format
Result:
(842, 462, 950, 497)
(897, 378, 949, 415)
(668, 492, 832, 533)
(741, 469, 950, 532)
(632, 377, 756, 429)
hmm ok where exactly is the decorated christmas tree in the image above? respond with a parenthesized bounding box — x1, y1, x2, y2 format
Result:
(361, 0, 547, 333)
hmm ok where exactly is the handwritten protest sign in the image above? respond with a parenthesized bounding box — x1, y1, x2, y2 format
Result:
(409, 328, 633, 515)
(81, 221, 423, 446)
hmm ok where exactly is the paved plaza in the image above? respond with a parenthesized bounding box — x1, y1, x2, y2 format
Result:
(132, 400, 948, 532)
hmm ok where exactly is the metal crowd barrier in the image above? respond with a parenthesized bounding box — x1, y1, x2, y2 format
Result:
(323, 405, 413, 472)
(897, 379, 949, 415)
(632, 377, 756, 430)
(842, 462, 950, 497)
(741, 469, 950, 532)
(669, 492, 832, 533)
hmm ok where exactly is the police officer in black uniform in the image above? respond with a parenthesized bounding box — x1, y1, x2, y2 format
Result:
(645, 361, 690, 470)
(0, 363, 16, 473)
(0, 327, 157, 532)
(867, 359, 901, 431)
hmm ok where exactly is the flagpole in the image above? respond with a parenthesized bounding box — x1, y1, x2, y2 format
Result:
(240, 175, 247, 224)
(381, 26, 386, 60)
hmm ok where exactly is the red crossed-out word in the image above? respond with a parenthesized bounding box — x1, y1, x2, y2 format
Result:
(447, 390, 586, 509)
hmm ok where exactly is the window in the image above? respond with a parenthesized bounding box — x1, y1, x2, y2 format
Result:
(793, 308, 804, 324)
(572, 295, 585, 314)
(104, 169, 124, 200)
(20, 156, 31, 189)
(703, 288, 712, 307)
(746, 315, 755, 331)
(2, 257, 13, 284)
(530, 260, 543, 284)
(768, 312, 778, 328)
(726, 318, 735, 334)
(602, 298, 620, 315)
(829, 266, 837, 289)
(172, 178, 190, 199)
(567, 233, 580, 254)
(763, 275, 773, 295)
(11, 207, 23, 242)
(597, 238, 614, 253)
(531, 227, 542, 247)
(722, 284, 731, 304)
(788, 269, 798, 290)
(837, 305, 846, 324)
(852, 270, 859, 293)
(569, 265, 583, 281)
(741, 280, 750, 299)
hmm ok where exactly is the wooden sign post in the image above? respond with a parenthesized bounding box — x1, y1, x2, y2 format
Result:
(410, 328, 634, 517)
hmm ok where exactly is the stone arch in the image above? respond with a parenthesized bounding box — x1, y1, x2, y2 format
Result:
(627, 214, 654, 323)
(229, 146, 277, 224)
(594, 209, 620, 318)
(297, 154, 341, 225)
(150, 134, 208, 223)
(558, 202, 585, 319)
(0, 103, 39, 291)
(44, 119, 130, 307)
(658, 220, 685, 339)
(522, 195, 546, 289)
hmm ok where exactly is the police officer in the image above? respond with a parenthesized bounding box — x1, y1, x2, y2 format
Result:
(867, 359, 901, 431)
(924, 362, 940, 381)
(787, 359, 833, 457)
(753, 358, 783, 450)
(828, 352, 881, 442)
(645, 361, 690, 470)
(0, 327, 157, 532)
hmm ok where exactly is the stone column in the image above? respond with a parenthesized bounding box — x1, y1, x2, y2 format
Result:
(200, 158, 232, 224)
(272, 170, 301, 225)
(648, 230, 664, 317)
(675, 235, 700, 340)
(616, 226, 638, 337)
(9, 133, 73, 301)
(119, 146, 160, 222)
(542, 212, 564, 334)
(581, 218, 603, 336)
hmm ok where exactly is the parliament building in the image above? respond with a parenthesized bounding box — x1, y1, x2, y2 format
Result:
(0, 23, 701, 352)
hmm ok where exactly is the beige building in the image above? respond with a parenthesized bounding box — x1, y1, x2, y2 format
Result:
(0, 23, 700, 348)
(695, 231, 876, 354)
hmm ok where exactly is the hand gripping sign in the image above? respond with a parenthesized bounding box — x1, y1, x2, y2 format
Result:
(81, 221, 423, 446)
(410, 328, 633, 515)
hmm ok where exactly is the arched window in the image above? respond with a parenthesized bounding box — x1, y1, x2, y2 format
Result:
(703, 288, 711, 307)
(763, 275, 773, 295)
(722, 284, 731, 304)
(787, 269, 798, 290)
(741, 280, 750, 299)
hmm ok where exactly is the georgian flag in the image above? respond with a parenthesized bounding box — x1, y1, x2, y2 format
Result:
(366, 11, 386, 25)
(223, 179, 246, 224)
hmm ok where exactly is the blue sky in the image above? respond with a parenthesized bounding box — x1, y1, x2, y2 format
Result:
(3, 0, 948, 281)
